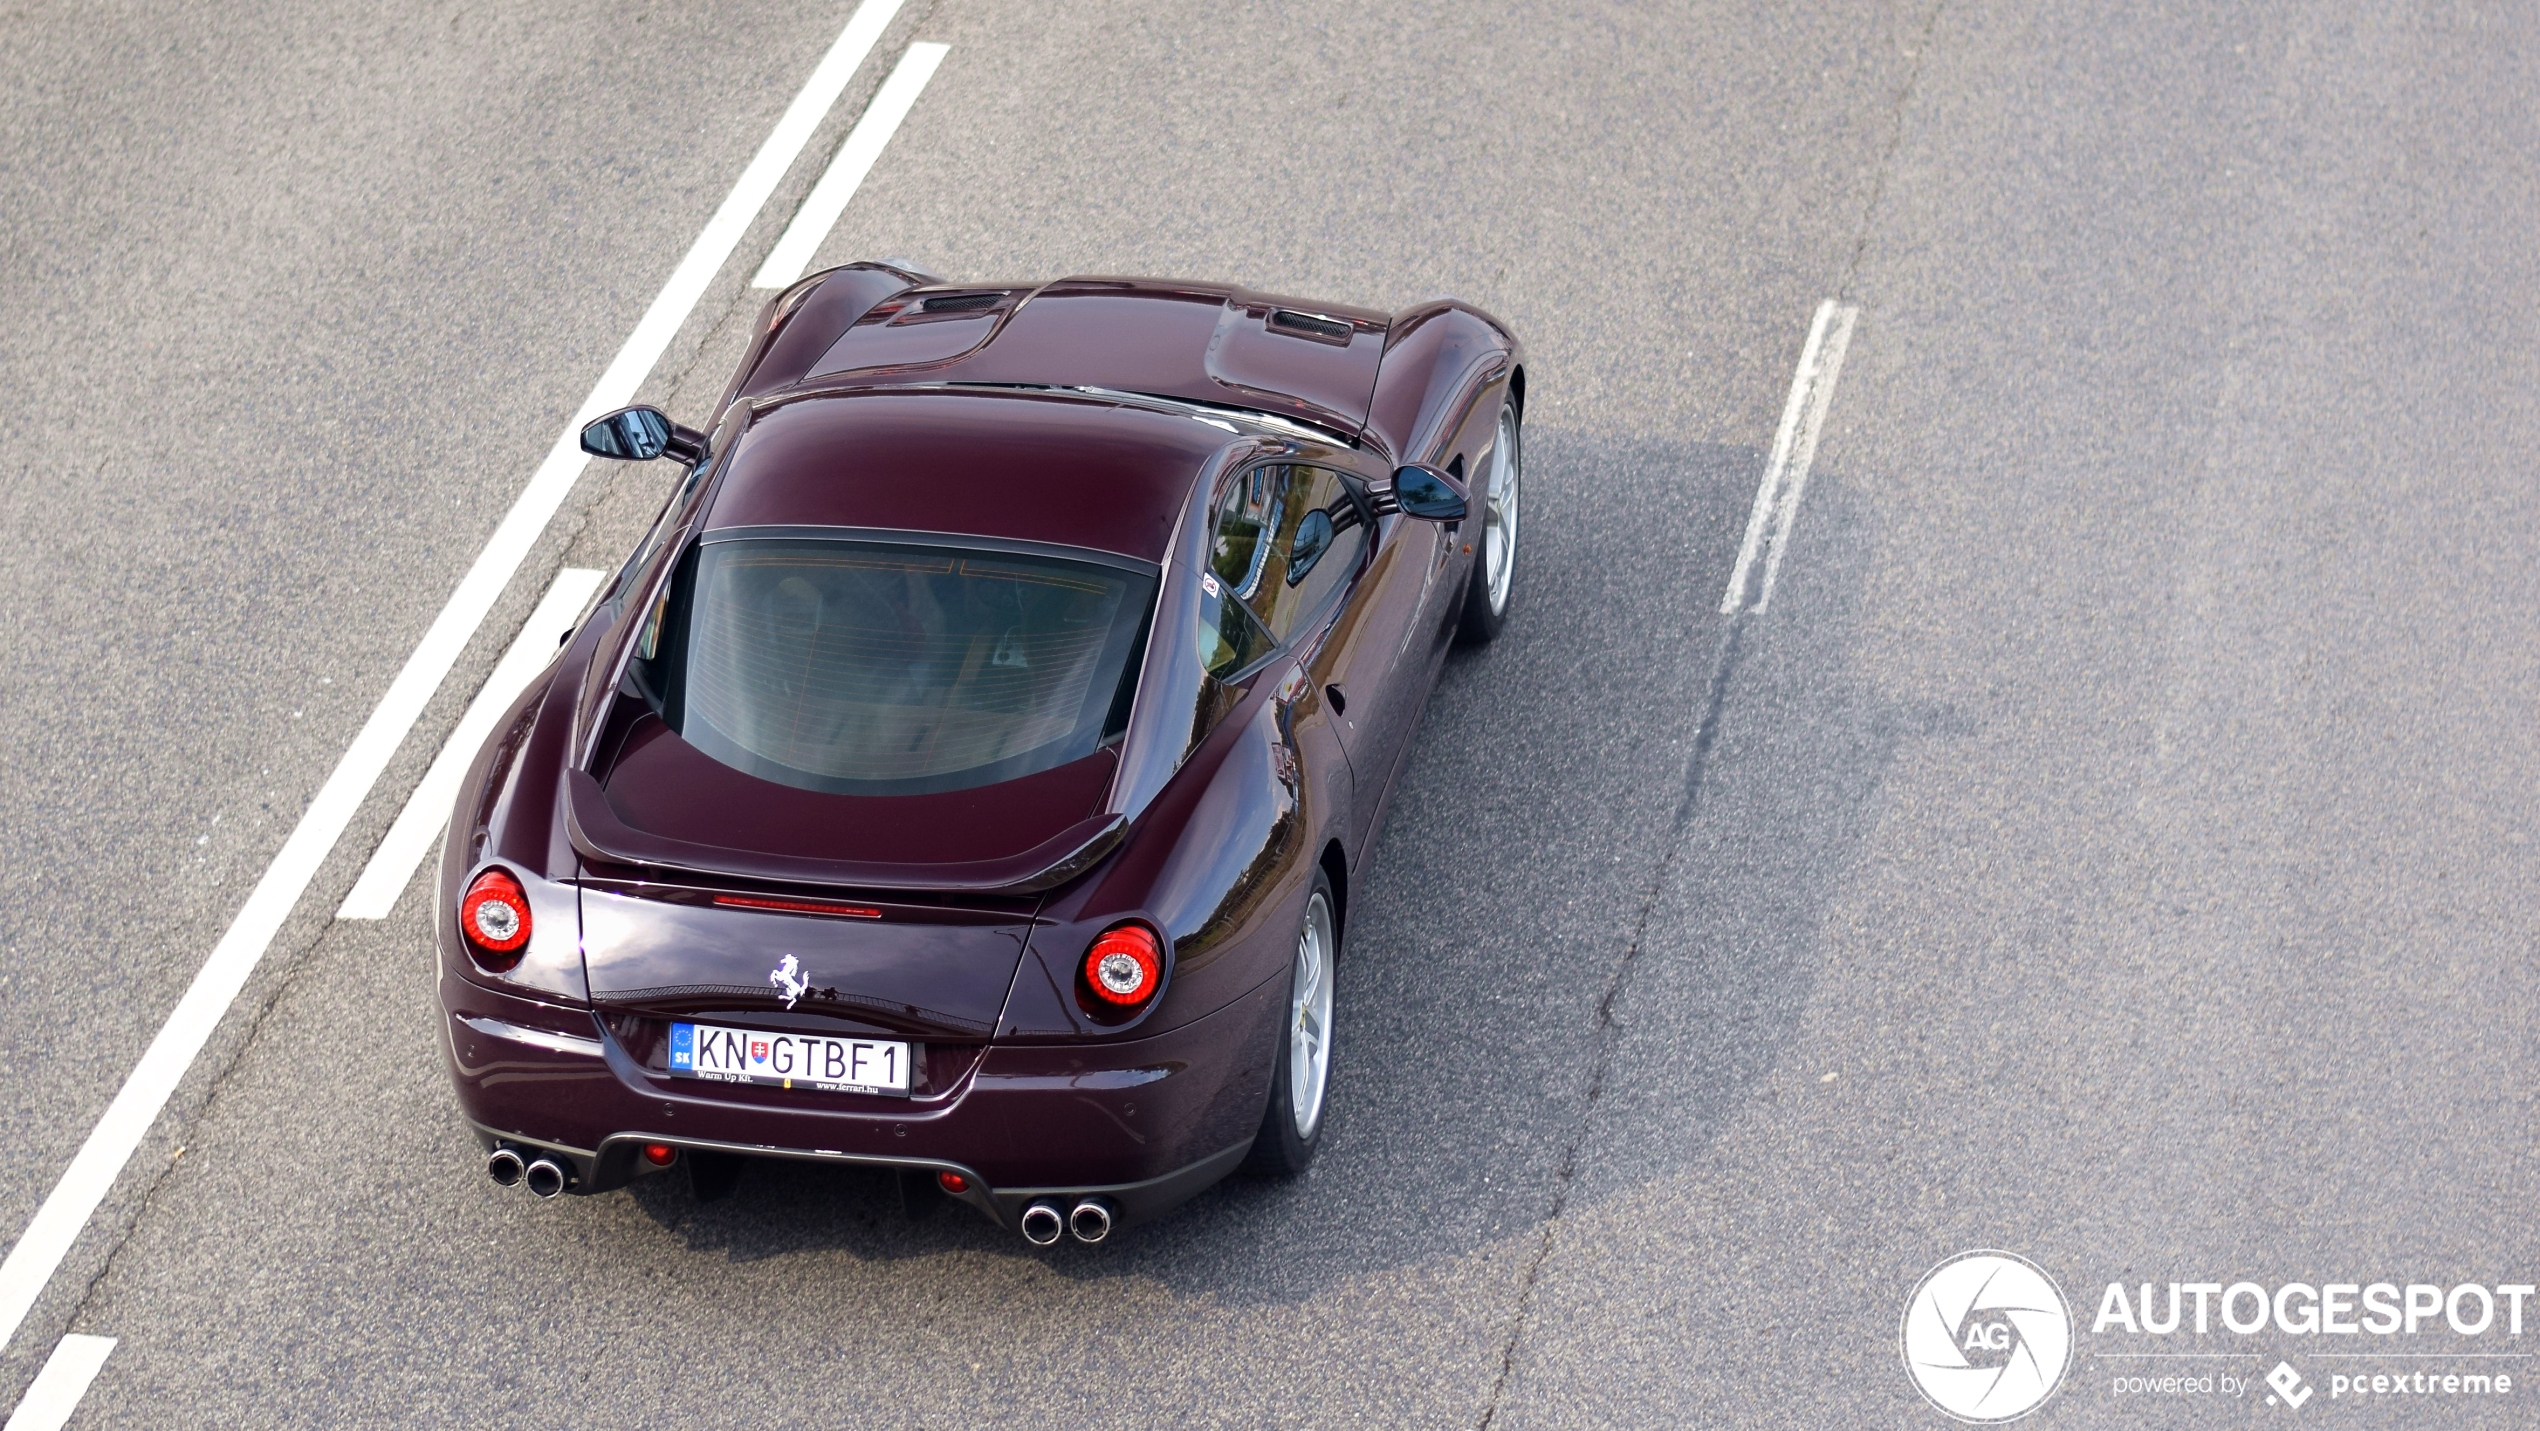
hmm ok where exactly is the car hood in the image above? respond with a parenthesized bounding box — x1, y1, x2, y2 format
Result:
(799, 277, 1390, 440)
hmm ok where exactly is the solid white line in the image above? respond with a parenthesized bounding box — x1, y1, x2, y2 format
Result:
(752, 42, 951, 288)
(1718, 299, 1858, 614)
(0, 0, 908, 1361)
(3, 1336, 113, 1431)
(336, 569, 605, 919)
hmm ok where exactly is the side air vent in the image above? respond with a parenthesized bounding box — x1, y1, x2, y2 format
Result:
(919, 291, 1006, 314)
(1266, 308, 1354, 344)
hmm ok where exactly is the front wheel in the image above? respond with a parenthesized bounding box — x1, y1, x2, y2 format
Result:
(1245, 874, 1338, 1177)
(1455, 395, 1522, 646)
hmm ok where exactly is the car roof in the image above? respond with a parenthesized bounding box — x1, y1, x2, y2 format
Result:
(702, 387, 1237, 563)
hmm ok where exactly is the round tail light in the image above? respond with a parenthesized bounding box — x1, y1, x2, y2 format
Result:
(460, 868, 533, 964)
(937, 1171, 970, 1195)
(1082, 924, 1162, 1008)
(642, 1143, 678, 1168)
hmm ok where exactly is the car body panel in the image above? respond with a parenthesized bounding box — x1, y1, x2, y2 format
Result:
(442, 962, 1283, 1203)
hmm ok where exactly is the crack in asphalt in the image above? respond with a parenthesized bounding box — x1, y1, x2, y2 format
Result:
(1840, 0, 1950, 302)
(1473, 9, 1946, 1414)
(1474, 616, 1749, 1430)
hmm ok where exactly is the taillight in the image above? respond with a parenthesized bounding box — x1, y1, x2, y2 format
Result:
(460, 868, 533, 964)
(1082, 924, 1163, 1009)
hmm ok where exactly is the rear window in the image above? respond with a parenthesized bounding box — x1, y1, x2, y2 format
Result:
(639, 537, 1154, 796)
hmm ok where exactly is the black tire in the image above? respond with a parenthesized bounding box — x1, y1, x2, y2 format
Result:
(1245, 872, 1339, 1177)
(1455, 396, 1523, 646)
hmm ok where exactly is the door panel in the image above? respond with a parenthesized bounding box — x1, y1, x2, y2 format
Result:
(1206, 459, 1398, 860)
(1310, 509, 1439, 858)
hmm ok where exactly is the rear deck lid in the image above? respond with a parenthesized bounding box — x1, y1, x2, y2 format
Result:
(578, 874, 1033, 1041)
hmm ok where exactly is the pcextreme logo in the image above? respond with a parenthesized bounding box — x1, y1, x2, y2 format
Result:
(1902, 1251, 2074, 1423)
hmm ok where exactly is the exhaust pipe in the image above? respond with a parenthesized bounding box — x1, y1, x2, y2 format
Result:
(486, 1147, 526, 1188)
(1018, 1200, 1064, 1246)
(523, 1156, 570, 1199)
(1068, 1198, 1113, 1245)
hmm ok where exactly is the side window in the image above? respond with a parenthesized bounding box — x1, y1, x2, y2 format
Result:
(1196, 567, 1272, 679)
(1255, 465, 1366, 641)
(1198, 463, 1369, 676)
(1210, 465, 1284, 598)
(1199, 465, 1285, 680)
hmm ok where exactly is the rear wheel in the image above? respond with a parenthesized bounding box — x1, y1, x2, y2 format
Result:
(1456, 396, 1522, 645)
(1245, 874, 1337, 1177)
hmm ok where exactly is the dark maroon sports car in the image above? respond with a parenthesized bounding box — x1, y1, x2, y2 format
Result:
(440, 262, 1523, 1243)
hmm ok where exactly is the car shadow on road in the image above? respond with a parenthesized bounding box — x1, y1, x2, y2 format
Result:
(614, 428, 1946, 1303)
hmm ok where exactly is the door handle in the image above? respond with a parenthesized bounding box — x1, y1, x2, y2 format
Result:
(1324, 684, 1348, 717)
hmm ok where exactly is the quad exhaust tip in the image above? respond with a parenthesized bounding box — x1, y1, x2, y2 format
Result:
(523, 1157, 570, 1199)
(1068, 1198, 1113, 1244)
(486, 1147, 525, 1188)
(1018, 1200, 1064, 1246)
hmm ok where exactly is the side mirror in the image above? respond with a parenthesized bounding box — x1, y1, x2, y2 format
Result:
(1390, 464, 1467, 522)
(580, 406, 707, 464)
(1285, 508, 1336, 586)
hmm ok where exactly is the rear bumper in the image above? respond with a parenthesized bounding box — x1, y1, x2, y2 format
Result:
(441, 971, 1282, 1229)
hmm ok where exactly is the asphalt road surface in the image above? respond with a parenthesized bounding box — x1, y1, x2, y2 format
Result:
(2, 0, 2534, 1426)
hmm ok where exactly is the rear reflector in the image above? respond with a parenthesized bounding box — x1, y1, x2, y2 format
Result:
(937, 1171, 969, 1194)
(642, 1143, 678, 1167)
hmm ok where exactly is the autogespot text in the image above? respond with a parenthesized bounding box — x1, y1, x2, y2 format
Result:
(2092, 1280, 2533, 1337)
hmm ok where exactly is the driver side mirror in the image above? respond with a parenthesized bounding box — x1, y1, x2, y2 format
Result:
(580, 405, 708, 464)
(1390, 464, 1467, 522)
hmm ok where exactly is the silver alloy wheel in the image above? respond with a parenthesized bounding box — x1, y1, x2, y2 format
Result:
(1287, 891, 1335, 1140)
(1483, 406, 1521, 614)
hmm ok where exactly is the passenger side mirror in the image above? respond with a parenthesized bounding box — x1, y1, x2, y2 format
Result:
(1390, 464, 1467, 522)
(580, 405, 707, 464)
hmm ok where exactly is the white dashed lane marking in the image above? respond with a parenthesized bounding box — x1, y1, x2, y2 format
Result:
(337, 567, 606, 919)
(1721, 298, 1858, 614)
(752, 40, 951, 289)
(2, 1336, 112, 1431)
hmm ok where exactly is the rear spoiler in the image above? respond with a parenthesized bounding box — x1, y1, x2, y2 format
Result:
(562, 771, 1126, 896)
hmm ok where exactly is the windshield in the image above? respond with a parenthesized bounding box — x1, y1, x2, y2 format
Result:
(641, 537, 1154, 796)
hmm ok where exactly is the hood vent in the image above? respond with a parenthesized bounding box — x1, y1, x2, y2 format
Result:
(1266, 308, 1354, 345)
(917, 290, 1007, 314)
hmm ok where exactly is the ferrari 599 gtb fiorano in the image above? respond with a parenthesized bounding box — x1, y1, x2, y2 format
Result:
(441, 263, 1523, 1243)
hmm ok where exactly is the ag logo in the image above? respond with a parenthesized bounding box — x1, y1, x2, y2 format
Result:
(1902, 1250, 2073, 1423)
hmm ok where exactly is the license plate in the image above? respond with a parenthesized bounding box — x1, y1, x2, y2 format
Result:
(668, 1021, 911, 1095)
